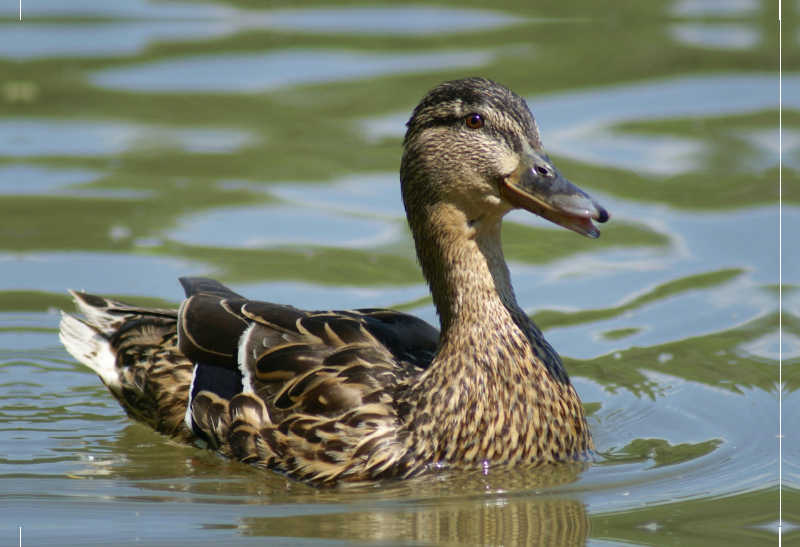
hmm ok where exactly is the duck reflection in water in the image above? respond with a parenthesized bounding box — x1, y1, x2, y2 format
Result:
(227, 467, 591, 547)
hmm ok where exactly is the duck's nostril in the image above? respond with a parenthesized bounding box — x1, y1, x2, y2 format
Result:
(536, 166, 549, 176)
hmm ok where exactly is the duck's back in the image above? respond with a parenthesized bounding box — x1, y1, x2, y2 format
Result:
(177, 277, 438, 424)
(61, 277, 439, 483)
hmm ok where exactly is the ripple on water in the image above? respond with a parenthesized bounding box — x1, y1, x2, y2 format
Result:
(0, 22, 238, 60)
(0, 165, 106, 196)
(88, 49, 497, 94)
(0, 120, 253, 157)
(670, 0, 762, 18)
(574, 375, 778, 512)
(262, 174, 406, 218)
(508, 202, 782, 359)
(0, 253, 206, 299)
(668, 23, 762, 50)
(167, 204, 404, 250)
(1, 7, 520, 60)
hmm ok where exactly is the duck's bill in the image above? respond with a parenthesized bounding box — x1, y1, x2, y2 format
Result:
(500, 146, 610, 238)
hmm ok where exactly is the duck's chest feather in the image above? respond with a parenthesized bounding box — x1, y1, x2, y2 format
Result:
(396, 307, 593, 470)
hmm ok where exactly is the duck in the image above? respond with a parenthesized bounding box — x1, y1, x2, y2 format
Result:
(59, 77, 609, 486)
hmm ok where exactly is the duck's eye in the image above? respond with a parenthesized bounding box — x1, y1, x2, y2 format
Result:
(465, 114, 484, 129)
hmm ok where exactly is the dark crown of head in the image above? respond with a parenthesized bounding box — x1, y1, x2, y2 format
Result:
(405, 77, 535, 140)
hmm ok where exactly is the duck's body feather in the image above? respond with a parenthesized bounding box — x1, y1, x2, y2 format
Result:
(60, 77, 608, 486)
(62, 278, 443, 483)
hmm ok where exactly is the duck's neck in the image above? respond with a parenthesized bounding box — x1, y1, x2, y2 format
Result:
(400, 200, 591, 466)
(411, 201, 524, 338)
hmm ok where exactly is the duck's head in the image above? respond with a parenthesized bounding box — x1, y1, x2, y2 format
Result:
(401, 77, 609, 238)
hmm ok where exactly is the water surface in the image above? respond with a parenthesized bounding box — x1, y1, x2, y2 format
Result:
(0, 1, 789, 546)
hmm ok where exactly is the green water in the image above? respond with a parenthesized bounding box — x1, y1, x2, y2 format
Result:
(0, 1, 793, 545)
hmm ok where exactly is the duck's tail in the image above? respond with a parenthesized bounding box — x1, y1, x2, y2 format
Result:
(59, 291, 195, 443)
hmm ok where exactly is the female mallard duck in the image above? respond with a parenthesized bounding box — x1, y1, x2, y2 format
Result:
(60, 77, 609, 486)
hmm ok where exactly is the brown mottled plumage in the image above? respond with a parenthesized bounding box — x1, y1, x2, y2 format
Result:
(60, 78, 609, 486)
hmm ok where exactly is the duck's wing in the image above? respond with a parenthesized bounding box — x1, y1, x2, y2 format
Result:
(177, 277, 440, 446)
